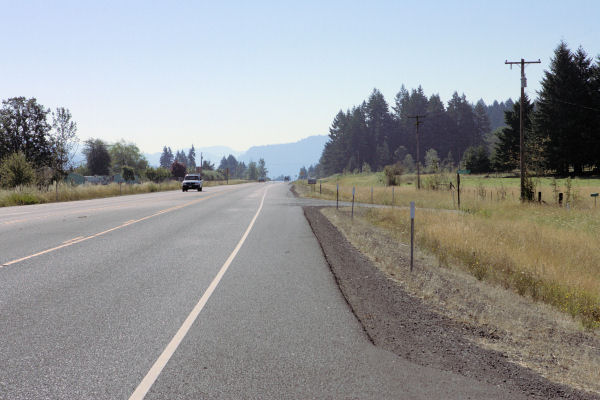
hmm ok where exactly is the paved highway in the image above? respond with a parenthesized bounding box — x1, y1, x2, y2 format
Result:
(0, 182, 511, 399)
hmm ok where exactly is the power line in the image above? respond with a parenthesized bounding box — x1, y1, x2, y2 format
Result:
(552, 98, 600, 112)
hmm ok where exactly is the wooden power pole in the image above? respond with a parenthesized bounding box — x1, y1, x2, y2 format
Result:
(408, 115, 426, 189)
(505, 58, 540, 201)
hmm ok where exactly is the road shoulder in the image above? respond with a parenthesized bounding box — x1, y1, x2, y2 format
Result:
(303, 205, 598, 400)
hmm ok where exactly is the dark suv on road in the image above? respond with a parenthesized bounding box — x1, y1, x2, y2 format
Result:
(182, 174, 203, 192)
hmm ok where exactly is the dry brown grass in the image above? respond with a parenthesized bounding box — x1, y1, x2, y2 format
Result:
(295, 175, 600, 327)
(322, 207, 600, 395)
(360, 205, 600, 328)
(0, 179, 249, 207)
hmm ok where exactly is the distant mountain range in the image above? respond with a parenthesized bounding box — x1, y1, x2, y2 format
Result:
(144, 135, 328, 179)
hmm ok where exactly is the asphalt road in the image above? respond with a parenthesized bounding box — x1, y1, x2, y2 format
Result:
(1, 182, 511, 399)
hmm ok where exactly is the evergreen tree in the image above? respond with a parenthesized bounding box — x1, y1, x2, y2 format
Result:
(246, 161, 258, 180)
(257, 158, 268, 178)
(462, 145, 490, 173)
(425, 94, 452, 162)
(175, 150, 187, 166)
(486, 99, 513, 132)
(492, 95, 534, 172)
(473, 99, 491, 139)
(298, 166, 307, 179)
(535, 42, 579, 174)
(365, 89, 393, 168)
(187, 145, 196, 170)
(159, 146, 174, 168)
(202, 160, 214, 171)
(571, 47, 598, 170)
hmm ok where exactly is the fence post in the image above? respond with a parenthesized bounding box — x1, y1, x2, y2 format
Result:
(392, 187, 395, 207)
(410, 201, 415, 272)
(538, 192, 541, 203)
(319, 180, 322, 195)
(457, 172, 461, 209)
(559, 192, 563, 206)
(371, 186, 373, 204)
(351, 186, 355, 219)
(336, 183, 339, 210)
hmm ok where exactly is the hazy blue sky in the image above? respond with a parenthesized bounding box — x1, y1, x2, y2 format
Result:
(1, 0, 598, 153)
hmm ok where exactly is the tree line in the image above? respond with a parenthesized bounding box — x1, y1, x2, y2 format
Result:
(318, 41, 600, 178)
(0, 96, 269, 187)
(216, 154, 268, 180)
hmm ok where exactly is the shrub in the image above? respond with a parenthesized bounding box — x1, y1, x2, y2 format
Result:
(202, 170, 225, 181)
(171, 161, 186, 178)
(424, 148, 440, 173)
(424, 170, 451, 190)
(122, 166, 135, 183)
(0, 152, 36, 188)
(383, 162, 403, 186)
(3, 192, 42, 205)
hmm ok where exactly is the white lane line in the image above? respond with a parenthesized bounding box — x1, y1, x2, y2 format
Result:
(0, 192, 224, 268)
(62, 236, 84, 244)
(129, 186, 269, 400)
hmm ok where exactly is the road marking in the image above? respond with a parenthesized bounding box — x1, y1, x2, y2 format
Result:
(0, 192, 226, 268)
(129, 186, 269, 400)
(62, 236, 84, 244)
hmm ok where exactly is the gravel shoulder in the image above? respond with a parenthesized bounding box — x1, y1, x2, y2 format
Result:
(303, 205, 600, 400)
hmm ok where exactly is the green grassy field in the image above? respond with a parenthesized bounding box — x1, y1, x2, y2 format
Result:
(295, 172, 600, 328)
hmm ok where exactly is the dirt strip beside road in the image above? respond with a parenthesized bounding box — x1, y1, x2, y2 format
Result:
(303, 206, 599, 400)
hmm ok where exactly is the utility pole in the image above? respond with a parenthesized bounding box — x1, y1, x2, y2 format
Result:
(408, 115, 426, 189)
(505, 58, 540, 201)
(200, 152, 203, 175)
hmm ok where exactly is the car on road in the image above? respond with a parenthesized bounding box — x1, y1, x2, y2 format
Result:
(182, 174, 203, 192)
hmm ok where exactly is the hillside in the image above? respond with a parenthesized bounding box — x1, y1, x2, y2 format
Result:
(238, 135, 328, 179)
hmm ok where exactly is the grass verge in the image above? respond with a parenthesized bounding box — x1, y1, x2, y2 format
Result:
(0, 179, 250, 207)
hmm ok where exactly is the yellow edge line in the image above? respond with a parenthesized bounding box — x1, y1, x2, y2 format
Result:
(1, 192, 223, 268)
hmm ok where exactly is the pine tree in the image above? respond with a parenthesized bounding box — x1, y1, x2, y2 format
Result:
(365, 89, 394, 169)
(535, 42, 578, 174)
(159, 146, 174, 168)
(175, 150, 187, 166)
(187, 145, 196, 170)
(492, 95, 533, 172)
(447, 92, 477, 158)
(473, 99, 491, 139)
